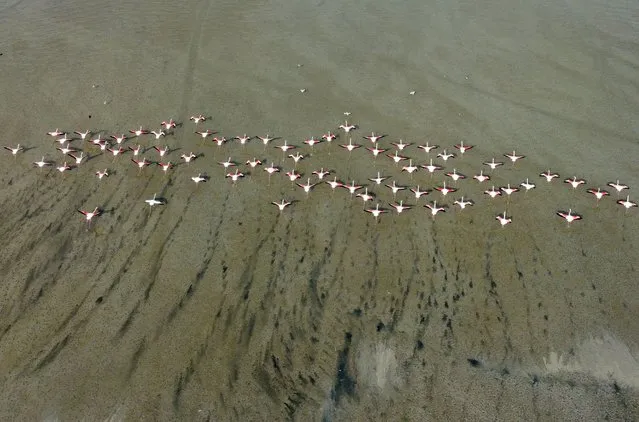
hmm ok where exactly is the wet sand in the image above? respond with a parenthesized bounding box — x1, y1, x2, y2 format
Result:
(1, 0, 639, 420)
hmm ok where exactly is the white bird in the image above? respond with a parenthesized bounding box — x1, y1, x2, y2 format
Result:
(129, 144, 143, 157)
(434, 181, 456, 197)
(520, 178, 536, 191)
(288, 152, 304, 166)
(417, 142, 438, 154)
(181, 152, 197, 163)
(145, 193, 166, 207)
(326, 177, 343, 192)
(150, 130, 166, 140)
(496, 211, 512, 227)
(586, 187, 609, 203)
(219, 157, 235, 169)
(77, 207, 101, 224)
(56, 161, 71, 173)
(74, 130, 91, 140)
(401, 159, 418, 174)
(33, 156, 52, 170)
(454, 197, 474, 210)
(356, 187, 374, 205)
(437, 149, 455, 161)
(226, 169, 245, 184)
(157, 161, 173, 174)
(385, 180, 406, 198)
(96, 169, 109, 180)
(364, 203, 387, 223)
(47, 128, 64, 137)
(445, 169, 465, 182)
(257, 134, 275, 147)
(484, 158, 503, 170)
(454, 141, 474, 155)
(424, 201, 446, 218)
(410, 186, 430, 199)
(556, 209, 582, 225)
(4, 144, 23, 158)
(190, 114, 206, 124)
(191, 173, 208, 185)
(617, 195, 637, 211)
(540, 170, 560, 183)
(389, 200, 411, 214)
(421, 159, 442, 175)
(153, 145, 169, 157)
(363, 132, 385, 143)
(246, 158, 262, 168)
(473, 170, 490, 183)
(296, 178, 317, 195)
(68, 152, 85, 165)
(161, 119, 177, 130)
(564, 176, 586, 190)
(484, 185, 502, 199)
(272, 199, 292, 212)
(339, 121, 356, 133)
(607, 180, 629, 195)
(369, 172, 388, 185)
(501, 183, 519, 197)
(504, 150, 524, 164)
(111, 134, 127, 144)
(56, 143, 76, 155)
(54, 134, 72, 145)
(312, 168, 330, 180)
(392, 139, 410, 151)
(236, 134, 252, 146)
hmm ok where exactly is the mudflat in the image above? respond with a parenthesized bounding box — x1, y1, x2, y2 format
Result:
(0, 0, 638, 420)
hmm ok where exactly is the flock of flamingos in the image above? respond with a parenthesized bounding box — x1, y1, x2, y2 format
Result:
(3, 113, 637, 229)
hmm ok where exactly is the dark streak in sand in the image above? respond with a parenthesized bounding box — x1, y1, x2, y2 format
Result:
(34, 335, 70, 372)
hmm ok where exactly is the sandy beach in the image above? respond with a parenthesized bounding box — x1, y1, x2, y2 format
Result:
(0, 0, 638, 420)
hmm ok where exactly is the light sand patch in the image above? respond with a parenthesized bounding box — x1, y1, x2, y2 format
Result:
(355, 342, 403, 393)
(544, 333, 639, 388)
(104, 405, 126, 422)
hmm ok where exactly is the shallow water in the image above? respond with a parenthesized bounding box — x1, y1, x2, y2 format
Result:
(0, 0, 638, 420)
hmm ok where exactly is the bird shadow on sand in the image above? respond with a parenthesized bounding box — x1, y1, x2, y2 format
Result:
(82, 129, 107, 140)
(196, 129, 217, 136)
(171, 160, 196, 169)
(85, 152, 103, 162)
(99, 206, 116, 216)
(20, 146, 38, 154)
(131, 146, 149, 154)
(364, 134, 387, 140)
(40, 168, 56, 178)
(167, 161, 185, 169)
